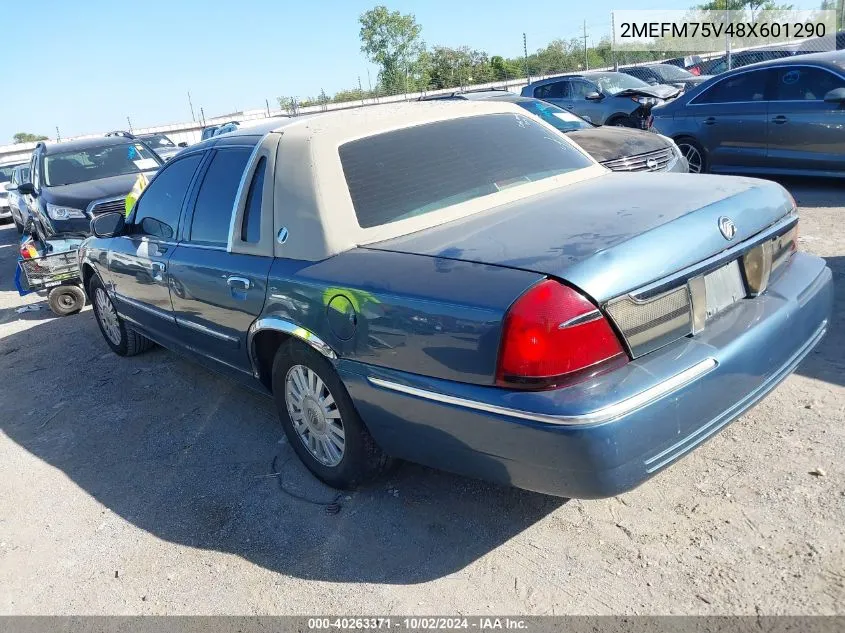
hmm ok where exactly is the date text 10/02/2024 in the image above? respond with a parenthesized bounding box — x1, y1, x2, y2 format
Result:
(307, 618, 529, 630)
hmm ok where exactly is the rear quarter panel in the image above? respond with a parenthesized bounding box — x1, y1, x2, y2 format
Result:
(263, 248, 543, 384)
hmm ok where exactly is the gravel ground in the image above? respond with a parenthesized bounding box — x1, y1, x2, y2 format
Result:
(0, 177, 842, 616)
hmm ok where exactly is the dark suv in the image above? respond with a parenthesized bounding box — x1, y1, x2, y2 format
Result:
(18, 136, 162, 240)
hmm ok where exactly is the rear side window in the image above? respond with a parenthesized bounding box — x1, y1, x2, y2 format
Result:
(534, 81, 569, 99)
(694, 69, 771, 104)
(772, 66, 845, 101)
(190, 148, 252, 245)
(133, 153, 202, 240)
(339, 113, 593, 229)
(241, 157, 266, 243)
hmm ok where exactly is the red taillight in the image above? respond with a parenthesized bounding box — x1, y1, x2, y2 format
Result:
(690, 66, 701, 75)
(496, 280, 627, 390)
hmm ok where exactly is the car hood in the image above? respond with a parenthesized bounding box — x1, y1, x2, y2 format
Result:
(152, 146, 182, 158)
(365, 173, 793, 302)
(616, 84, 681, 100)
(566, 127, 671, 163)
(43, 171, 158, 209)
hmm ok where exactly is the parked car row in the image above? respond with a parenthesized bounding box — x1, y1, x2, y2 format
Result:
(72, 101, 831, 499)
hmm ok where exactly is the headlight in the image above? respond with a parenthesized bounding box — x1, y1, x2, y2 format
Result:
(632, 96, 661, 106)
(46, 203, 86, 220)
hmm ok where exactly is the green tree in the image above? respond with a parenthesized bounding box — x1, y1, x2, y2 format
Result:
(13, 132, 48, 144)
(490, 55, 522, 80)
(276, 96, 298, 114)
(359, 5, 424, 94)
(697, 0, 794, 16)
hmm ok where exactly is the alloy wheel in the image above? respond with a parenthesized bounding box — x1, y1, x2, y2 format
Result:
(285, 364, 346, 467)
(678, 142, 703, 173)
(94, 287, 121, 345)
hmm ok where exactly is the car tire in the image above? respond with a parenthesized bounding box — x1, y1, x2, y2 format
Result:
(88, 274, 154, 356)
(271, 340, 390, 490)
(605, 115, 629, 128)
(47, 284, 86, 316)
(675, 137, 708, 174)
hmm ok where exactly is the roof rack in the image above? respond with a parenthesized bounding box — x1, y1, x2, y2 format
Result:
(105, 130, 137, 139)
(417, 86, 512, 101)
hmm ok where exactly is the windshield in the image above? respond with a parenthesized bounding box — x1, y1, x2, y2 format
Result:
(514, 99, 592, 132)
(44, 143, 160, 186)
(654, 64, 694, 81)
(140, 134, 175, 148)
(587, 72, 652, 95)
(339, 113, 593, 228)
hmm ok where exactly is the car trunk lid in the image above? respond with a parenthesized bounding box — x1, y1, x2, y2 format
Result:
(364, 172, 795, 304)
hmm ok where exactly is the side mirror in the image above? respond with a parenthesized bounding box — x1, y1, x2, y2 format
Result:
(17, 182, 35, 196)
(178, 142, 187, 147)
(823, 87, 845, 103)
(91, 211, 125, 238)
(585, 91, 603, 101)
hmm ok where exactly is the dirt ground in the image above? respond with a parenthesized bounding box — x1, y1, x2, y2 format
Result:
(0, 177, 842, 616)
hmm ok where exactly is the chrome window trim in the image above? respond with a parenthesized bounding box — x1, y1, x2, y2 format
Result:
(367, 358, 718, 427)
(175, 242, 227, 252)
(175, 317, 240, 343)
(227, 136, 266, 253)
(688, 64, 845, 106)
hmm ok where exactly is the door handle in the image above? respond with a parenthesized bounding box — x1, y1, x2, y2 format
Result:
(704, 116, 716, 125)
(151, 261, 166, 282)
(772, 115, 788, 124)
(227, 276, 251, 291)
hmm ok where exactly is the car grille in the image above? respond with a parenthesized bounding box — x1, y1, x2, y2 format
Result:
(601, 147, 674, 172)
(89, 197, 126, 215)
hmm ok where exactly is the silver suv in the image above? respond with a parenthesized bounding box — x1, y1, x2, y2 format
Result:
(521, 71, 680, 129)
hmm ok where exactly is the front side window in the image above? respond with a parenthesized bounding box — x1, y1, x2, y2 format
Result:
(772, 66, 845, 101)
(43, 143, 160, 186)
(654, 64, 693, 81)
(132, 153, 202, 240)
(694, 69, 771, 104)
(339, 113, 594, 229)
(570, 80, 599, 98)
(190, 148, 252, 245)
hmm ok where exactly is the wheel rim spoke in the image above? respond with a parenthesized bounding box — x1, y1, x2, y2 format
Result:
(284, 363, 346, 467)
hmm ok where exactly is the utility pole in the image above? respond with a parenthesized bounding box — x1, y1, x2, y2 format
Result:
(55, 126, 61, 142)
(725, 6, 732, 71)
(127, 116, 133, 133)
(200, 107, 206, 127)
(610, 12, 616, 69)
(265, 98, 271, 117)
(523, 33, 530, 83)
(359, 75, 365, 105)
(187, 91, 196, 122)
(582, 20, 589, 70)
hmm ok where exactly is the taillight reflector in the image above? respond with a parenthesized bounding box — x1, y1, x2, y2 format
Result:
(497, 280, 627, 390)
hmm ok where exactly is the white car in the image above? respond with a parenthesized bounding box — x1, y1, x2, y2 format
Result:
(0, 160, 29, 227)
(7, 163, 32, 232)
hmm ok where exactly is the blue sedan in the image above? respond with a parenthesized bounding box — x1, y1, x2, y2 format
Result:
(78, 101, 833, 498)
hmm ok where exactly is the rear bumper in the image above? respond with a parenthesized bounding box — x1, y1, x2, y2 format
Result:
(341, 253, 832, 498)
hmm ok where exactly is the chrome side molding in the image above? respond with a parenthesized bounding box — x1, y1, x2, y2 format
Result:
(367, 357, 718, 427)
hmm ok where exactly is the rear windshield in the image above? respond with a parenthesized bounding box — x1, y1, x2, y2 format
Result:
(339, 113, 592, 228)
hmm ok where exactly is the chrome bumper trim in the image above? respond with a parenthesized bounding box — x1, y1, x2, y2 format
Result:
(367, 357, 718, 427)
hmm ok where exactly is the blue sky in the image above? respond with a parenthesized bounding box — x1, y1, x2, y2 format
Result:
(1, 0, 819, 142)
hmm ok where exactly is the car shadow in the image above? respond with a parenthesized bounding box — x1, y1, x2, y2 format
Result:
(0, 312, 564, 585)
(795, 255, 844, 387)
(768, 176, 845, 209)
